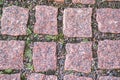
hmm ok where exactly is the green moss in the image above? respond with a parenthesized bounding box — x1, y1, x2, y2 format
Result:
(45, 33, 65, 44)
(82, 38, 89, 42)
(0, 0, 3, 5)
(25, 48, 32, 62)
(4, 69, 13, 74)
(93, 44, 98, 50)
(33, 34, 39, 38)
(64, 70, 74, 74)
(45, 35, 56, 41)
(27, 28, 32, 36)
(14, 1, 19, 6)
(0, 71, 3, 74)
(26, 37, 31, 46)
(26, 63, 34, 71)
(21, 73, 26, 80)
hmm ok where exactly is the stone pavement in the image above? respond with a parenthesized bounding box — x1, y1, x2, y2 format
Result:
(0, 0, 120, 80)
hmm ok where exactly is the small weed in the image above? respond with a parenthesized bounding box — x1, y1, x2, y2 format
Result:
(4, 69, 13, 74)
(0, 71, 3, 74)
(93, 44, 98, 50)
(45, 33, 65, 44)
(14, 1, 19, 6)
(45, 35, 57, 41)
(25, 48, 32, 62)
(25, 38, 33, 71)
(26, 63, 34, 71)
(21, 73, 26, 80)
(33, 34, 39, 38)
(27, 28, 32, 36)
(82, 38, 89, 42)
(0, 0, 3, 5)
(26, 37, 31, 46)
(64, 70, 74, 74)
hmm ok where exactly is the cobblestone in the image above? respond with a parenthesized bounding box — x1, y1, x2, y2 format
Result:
(97, 8, 120, 33)
(64, 42, 92, 73)
(98, 40, 120, 69)
(72, 0, 95, 4)
(0, 74, 20, 80)
(27, 73, 57, 80)
(0, 40, 25, 70)
(63, 8, 92, 37)
(33, 42, 57, 72)
(55, 0, 64, 3)
(99, 76, 120, 80)
(1, 6, 29, 36)
(34, 5, 58, 35)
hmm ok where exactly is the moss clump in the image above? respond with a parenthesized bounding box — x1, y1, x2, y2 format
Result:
(45, 33, 65, 44)
(4, 69, 13, 74)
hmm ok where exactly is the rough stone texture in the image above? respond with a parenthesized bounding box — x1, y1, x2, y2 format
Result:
(33, 42, 57, 72)
(55, 0, 64, 3)
(97, 8, 120, 33)
(72, 0, 95, 4)
(0, 74, 20, 80)
(64, 42, 92, 73)
(27, 73, 57, 80)
(99, 76, 120, 80)
(0, 40, 25, 70)
(64, 75, 93, 80)
(1, 6, 29, 36)
(34, 5, 58, 35)
(97, 40, 120, 69)
(63, 8, 92, 37)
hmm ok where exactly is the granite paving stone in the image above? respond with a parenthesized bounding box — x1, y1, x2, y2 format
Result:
(0, 40, 25, 70)
(55, 0, 64, 3)
(33, 42, 57, 72)
(27, 73, 57, 80)
(99, 76, 120, 80)
(63, 8, 92, 37)
(97, 8, 120, 33)
(0, 74, 20, 80)
(72, 0, 95, 4)
(1, 6, 29, 36)
(64, 42, 92, 73)
(34, 5, 58, 35)
(97, 40, 120, 69)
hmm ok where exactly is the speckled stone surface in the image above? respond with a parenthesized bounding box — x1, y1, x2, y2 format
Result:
(27, 73, 57, 80)
(99, 76, 120, 80)
(63, 8, 92, 37)
(0, 40, 25, 70)
(34, 5, 58, 35)
(97, 40, 120, 69)
(72, 0, 95, 4)
(64, 42, 92, 73)
(97, 8, 120, 33)
(33, 42, 57, 72)
(64, 75, 93, 80)
(0, 74, 20, 80)
(1, 6, 29, 36)
(55, 0, 64, 3)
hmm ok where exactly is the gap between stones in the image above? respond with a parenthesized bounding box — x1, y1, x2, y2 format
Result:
(0, 0, 120, 80)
